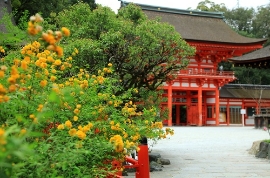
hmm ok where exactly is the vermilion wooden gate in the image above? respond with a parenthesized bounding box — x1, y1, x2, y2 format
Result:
(188, 105, 199, 125)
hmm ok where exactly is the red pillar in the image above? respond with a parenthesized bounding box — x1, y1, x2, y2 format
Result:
(215, 88, 220, 126)
(198, 86, 202, 126)
(226, 99, 230, 126)
(176, 105, 180, 125)
(168, 83, 173, 126)
(137, 145, 150, 178)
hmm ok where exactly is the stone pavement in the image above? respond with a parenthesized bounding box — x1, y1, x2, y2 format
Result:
(125, 126, 270, 178)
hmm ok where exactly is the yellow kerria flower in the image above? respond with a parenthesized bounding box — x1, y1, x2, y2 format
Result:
(76, 130, 86, 139)
(57, 124, 64, 130)
(74, 108, 80, 115)
(0, 71, 4, 78)
(9, 84, 17, 92)
(29, 114, 35, 119)
(110, 135, 124, 152)
(50, 76, 57, 82)
(40, 80, 48, 87)
(21, 60, 28, 70)
(65, 120, 72, 129)
(61, 27, 70, 37)
(54, 59, 62, 66)
(69, 128, 77, 136)
(20, 129, 27, 135)
(73, 116, 78, 121)
(0, 128, 4, 136)
(37, 104, 43, 112)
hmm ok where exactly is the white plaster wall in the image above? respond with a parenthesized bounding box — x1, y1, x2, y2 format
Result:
(182, 83, 189, 87)
(190, 83, 198, 87)
(172, 82, 180, 87)
(206, 98, 215, 103)
(206, 121, 216, 125)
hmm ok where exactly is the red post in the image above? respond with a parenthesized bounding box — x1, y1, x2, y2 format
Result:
(215, 87, 220, 126)
(168, 83, 173, 126)
(137, 144, 150, 178)
(198, 86, 202, 126)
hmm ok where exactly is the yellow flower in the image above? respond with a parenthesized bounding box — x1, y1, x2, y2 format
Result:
(9, 84, 17, 92)
(61, 27, 70, 37)
(60, 65, 65, 71)
(57, 124, 64, 130)
(54, 59, 62, 66)
(76, 104, 81, 109)
(20, 129, 27, 135)
(65, 120, 72, 129)
(50, 76, 57, 82)
(40, 80, 48, 87)
(73, 116, 78, 121)
(76, 130, 86, 139)
(0, 71, 4, 78)
(37, 104, 43, 112)
(74, 108, 80, 115)
(29, 114, 35, 119)
(0, 128, 4, 136)
(108, 63, 112, 67)
(110, 135, 124, 152)
(21, 60, 28, 70)
(55, 46, 63, 57)
(69, 128, 77, 136)
(87, 122, 93, 129)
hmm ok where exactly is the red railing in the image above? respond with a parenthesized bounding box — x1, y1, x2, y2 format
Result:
(174, 69, 235, 78)
(108, 144, 150, 178)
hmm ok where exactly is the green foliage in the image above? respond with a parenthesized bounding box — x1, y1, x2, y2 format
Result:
(118, 3, 147, 24)
(0, 13, 175, 177)
(11, 0, 97, 25)
(224, 7, 255, 34)
(233, 67, 270, 85)
(252, 4, 270, 45)
(56, 3, 194, 94)
(16, 10, 30, 30)
(196, 0, 228, 12)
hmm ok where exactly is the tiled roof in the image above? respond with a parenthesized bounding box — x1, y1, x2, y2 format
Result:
(220, 84, 270, 99)
(120, 1, 266, 44)
(229, 46, 270, 62)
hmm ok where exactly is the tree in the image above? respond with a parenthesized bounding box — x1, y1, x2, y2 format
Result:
(224, 7, 255, 36)
(195, 0, 227, 12)
(252, 4, 270, 45)
(11, 0, 97, 25)
(57, 3, 195, 93)
(233, 67, 270, 85)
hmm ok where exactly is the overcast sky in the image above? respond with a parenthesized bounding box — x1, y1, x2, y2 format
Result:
(96, 0, 270, 13)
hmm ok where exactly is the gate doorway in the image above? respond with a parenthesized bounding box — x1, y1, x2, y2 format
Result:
(172, 105, 187, 125)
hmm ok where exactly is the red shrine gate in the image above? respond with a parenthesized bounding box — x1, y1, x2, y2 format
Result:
(120, 1, 267, 126)
(161, 42, 264, 126)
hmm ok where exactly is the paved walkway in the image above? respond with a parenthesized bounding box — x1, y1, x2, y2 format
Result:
(125, 126, 270, 178)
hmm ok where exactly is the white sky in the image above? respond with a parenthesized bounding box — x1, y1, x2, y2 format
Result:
(95, 0, 270, 13)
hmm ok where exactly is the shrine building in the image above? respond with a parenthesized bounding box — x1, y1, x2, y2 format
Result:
(120, 1, 267, 126)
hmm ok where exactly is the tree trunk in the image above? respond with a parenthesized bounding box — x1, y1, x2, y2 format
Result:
(0, 0, 14, 33)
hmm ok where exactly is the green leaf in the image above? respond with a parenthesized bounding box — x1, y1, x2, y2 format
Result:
(48, 91, 61, 104)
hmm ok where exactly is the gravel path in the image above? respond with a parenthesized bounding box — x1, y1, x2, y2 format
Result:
(125, 126, 270, 178)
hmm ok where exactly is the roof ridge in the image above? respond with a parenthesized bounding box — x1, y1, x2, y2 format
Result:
(119, 0, 224, 19)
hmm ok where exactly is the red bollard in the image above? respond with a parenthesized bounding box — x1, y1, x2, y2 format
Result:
(137, 144, 150, 178)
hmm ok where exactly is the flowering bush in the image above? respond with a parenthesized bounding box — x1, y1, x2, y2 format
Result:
(0, 14, 173, 177)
